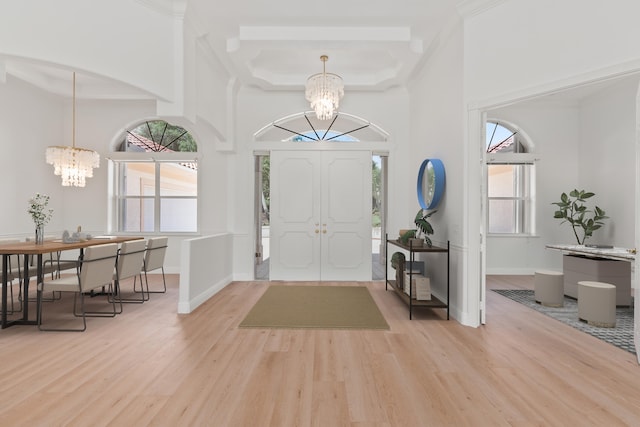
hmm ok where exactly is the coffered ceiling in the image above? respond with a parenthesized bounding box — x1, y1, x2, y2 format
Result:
(188, 0, 461, 91)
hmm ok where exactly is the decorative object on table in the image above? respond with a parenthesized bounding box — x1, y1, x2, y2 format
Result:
(414, 208, 437, 247)
(403, 272, 431, 300)
(417, 158, 445, 210)
(62, 229, 92, 243)
(305, 55, 344, 121)
(28, 193, 53, 244)
(391, 251, 406, 289)
(552, 189, 608, 245)
(45, 72, 100, 187)
(399, 229, 416, 244)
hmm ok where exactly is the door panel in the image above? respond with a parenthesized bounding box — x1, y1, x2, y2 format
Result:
(269, 152, 321, 280)
(270, 150, 371, 281)
(321, 151, 372, 280)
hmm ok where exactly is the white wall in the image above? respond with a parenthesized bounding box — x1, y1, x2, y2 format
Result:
(408, 18, 466, 322)
(0, 0, 177, 101)
(579, 77, 638, 248)
(465, 0, 640, 104)
(0, 76, 66, 237)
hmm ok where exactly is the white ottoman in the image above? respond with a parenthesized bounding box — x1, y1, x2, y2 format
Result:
(534, 270, 564, 307)
(577, 281, 616, 328)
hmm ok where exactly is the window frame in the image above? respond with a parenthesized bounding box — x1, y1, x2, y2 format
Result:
(485, 120, 536, 237)
(109, 152, 200, 235)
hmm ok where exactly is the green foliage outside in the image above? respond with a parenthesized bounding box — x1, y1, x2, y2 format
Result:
(261, 156, 270, 225)
(372, 159, 382, 227)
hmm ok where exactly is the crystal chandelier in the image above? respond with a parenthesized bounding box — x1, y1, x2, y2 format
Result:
(46, 72, 100, 187)
(305, 55, 344, 121)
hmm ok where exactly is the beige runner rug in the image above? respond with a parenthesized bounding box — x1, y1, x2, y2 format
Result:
(239, 285, 389, 330)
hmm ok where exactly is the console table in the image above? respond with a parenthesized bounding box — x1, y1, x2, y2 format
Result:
(385, 234, 449, 319)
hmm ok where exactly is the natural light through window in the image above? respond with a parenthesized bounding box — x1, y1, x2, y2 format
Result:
(486, 121, 535, 235)
(112, 120, 198, 233)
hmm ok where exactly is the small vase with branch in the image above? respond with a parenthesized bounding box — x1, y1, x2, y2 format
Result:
(28, 193, 53, 244)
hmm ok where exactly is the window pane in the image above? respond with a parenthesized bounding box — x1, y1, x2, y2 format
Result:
(161, 198, 197, 232)
(488, 165, 518, 197)
(488, 199, 527, 234)
(160, 163, 197, 196)
(122, 198, 155, 232)
(488, 199, 516, 233)
(122, 163, 156, 197)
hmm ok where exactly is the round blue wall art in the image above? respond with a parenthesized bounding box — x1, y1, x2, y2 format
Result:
(417, 158, 445, 210)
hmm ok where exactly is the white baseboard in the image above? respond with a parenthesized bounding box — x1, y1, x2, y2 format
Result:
(177, 274, 233, 314)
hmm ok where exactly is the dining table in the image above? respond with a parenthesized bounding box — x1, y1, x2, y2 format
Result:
(0, 235, 144, 329)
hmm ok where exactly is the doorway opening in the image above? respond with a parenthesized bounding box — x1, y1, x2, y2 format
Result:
(254, 152, 387, 280)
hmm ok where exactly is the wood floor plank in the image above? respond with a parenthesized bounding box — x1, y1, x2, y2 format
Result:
(1, 274, 640, 426)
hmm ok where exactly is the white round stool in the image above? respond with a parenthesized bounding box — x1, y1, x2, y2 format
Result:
(577, 281, 616, 328)
(534, 270, 564, 307)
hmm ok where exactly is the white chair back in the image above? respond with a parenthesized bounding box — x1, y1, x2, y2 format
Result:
(144, 237, 168, 273)
(79, 244, 118, 293)
(117, 240, 146, 281)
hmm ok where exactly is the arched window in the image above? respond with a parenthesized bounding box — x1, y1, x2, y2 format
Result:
(254, 111, 388, 142)
(486, 121, 536, 235)
(111, 120, 198, 233)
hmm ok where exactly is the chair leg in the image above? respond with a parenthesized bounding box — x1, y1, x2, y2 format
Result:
(77, 284, 119, 318)
(38, 291, 87, 332)
(138, 268, 167, 294)
(112, 274, 148, 305)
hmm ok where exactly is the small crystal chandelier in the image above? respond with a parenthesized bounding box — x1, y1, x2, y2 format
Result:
(305, 55, 344, 121)
(46, 72, 100, 187)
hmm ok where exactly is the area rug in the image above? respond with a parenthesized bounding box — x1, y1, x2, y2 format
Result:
(493, 289, 635, 355)
(239, 285, 389, 330)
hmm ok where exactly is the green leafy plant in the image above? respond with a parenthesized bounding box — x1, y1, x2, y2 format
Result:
(415, 209, 437, 247)
(399, 229, 416, 245)
(552, 189, 608, 245)
(27, 193, 53, 227)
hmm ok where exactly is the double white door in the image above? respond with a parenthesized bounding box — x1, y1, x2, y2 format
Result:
(270, 150, 372, 281)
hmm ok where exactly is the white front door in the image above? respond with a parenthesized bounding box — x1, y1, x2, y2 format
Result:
(270, 150, 372, 281)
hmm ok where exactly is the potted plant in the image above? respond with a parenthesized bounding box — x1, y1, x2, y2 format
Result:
(414, 208, 437, 247)
(399, 209, 437, 247)
(552, 189, 608, 245)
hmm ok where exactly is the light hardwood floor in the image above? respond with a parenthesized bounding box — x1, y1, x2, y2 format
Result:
(1, 275, 639, 426)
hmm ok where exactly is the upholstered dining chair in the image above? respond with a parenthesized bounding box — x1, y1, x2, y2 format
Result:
(110, 239, 147, 309)
(137, 237, 168, 295)
(38, 243, 119, 332)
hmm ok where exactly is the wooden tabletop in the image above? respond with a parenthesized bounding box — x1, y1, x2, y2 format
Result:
(0, 236, 144, 255)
